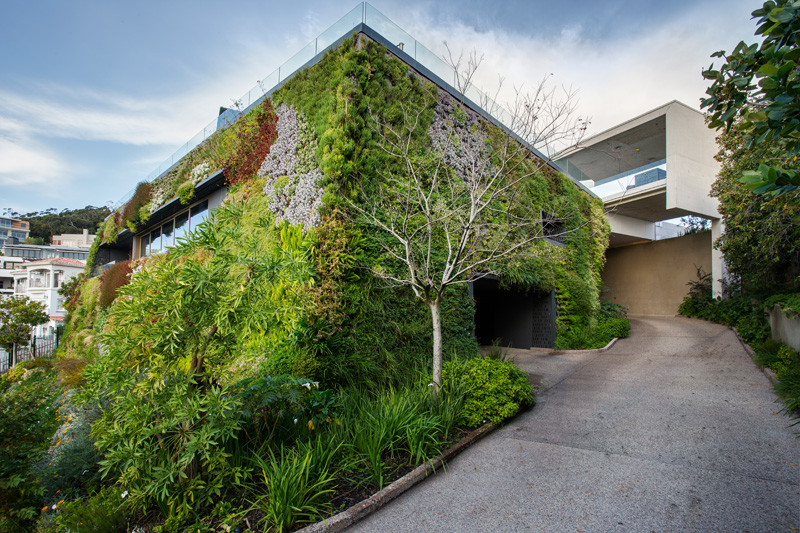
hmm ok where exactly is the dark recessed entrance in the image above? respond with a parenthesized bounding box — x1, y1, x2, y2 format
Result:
(471, 277, 557, 349)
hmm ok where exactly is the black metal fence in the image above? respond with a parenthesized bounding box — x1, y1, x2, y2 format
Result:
(0, 334, 60, 374)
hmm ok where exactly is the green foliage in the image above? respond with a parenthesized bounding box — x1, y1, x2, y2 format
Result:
(702, 0, 800, 197)
(176, 180, 195, 204)
(594, 316, 630, 342)
(753, 338, 785, 368)
(600, 300, 629, 319)
(252, 444, 336, 533)
(0, 295, 49, 351)
(749, 340, 800, 428)
(679, 270, 771, 344)
(230, 375, 340, 449)
(97, 260, 133, 309)
(50, 486, 127, 533)
(0, 363, 59, 532)
(61, 276, 103, 363)
(444, 357, 534, 427)
(765, 292, 800, 317)
(334, 377, 464, 488)
(91, 373, 246, 520)
(712, 124, 800, 294)
(120, 182, 152, 231)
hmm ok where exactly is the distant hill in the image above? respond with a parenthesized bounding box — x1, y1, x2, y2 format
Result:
(17, 206, 110, 244)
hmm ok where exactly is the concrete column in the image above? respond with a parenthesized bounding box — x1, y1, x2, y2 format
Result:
(711, 219, 726, 298)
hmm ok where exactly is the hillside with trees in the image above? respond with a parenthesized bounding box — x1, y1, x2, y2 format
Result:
(2, 206, 111, 244)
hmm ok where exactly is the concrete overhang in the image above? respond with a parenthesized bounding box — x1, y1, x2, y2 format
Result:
(556, 101, 721, 223)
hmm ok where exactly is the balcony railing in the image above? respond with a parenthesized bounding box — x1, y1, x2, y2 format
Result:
(112, 2, 523, 210)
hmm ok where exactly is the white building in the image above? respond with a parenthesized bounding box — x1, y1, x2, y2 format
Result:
(11, 258, 85, 336)
(52, 229, 95, 249)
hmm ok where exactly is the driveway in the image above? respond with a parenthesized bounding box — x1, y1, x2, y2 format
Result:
(348, 316, 800, 532)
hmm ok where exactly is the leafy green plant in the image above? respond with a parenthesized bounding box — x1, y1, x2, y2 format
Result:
(90, 374, 246, 521)
(345, 387, 416, 488)
(443, 357, 534, 427)
(50, 486, 127, 533)
(230, 375, 340, 448)
(252, 444, 336, 533)
(594, 316, 630, 342)
(0, 363, 59, 532)
(176, 180, 195, 204)
(753, 339, 784, 368)
(600, 300, 628, 318)
(484, 339, 510, 361)
(98, 260, 133, 309)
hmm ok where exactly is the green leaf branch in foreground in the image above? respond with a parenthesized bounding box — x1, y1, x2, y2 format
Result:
(701, 0, 800, 198)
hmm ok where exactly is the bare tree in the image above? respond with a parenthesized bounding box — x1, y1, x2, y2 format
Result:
(350, 70, 594, 387)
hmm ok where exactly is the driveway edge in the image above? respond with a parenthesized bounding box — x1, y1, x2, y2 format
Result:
(732, 328, 779, 386)
(298, 423, 498, 533)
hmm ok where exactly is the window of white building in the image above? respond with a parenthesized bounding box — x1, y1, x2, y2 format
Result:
(29, 270, 50, 288)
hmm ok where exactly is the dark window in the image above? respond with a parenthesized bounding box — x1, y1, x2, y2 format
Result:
(150, 227, 162, 255)
(162, 220, 174, 249)
(190, 200, 209, 231)
(542, 212, 566, 245)
(173, 211, 189, 245)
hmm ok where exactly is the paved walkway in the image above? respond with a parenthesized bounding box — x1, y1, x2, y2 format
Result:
(349, 316, 800, 532)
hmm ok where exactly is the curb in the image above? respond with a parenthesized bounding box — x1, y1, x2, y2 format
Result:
(542, 337, 620, 355)
(732, 328, 779, 386)
(298, 423, 498, 533)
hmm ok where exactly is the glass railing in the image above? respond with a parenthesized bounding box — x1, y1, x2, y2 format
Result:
(588, 161, 668, 199)
(113, 2, 525, 210)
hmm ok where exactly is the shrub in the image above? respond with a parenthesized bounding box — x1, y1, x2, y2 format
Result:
(176, 180, 195, 204)
(98, 260, 133, 309)
(90, 373, 246, 521)
(678, 267, 713, 317)
(594, 316, 630, 341)
(444, 357, 534, 427)
(678, 269, 770, 344)
(753, 339, 784, 369)
(50, 486, 127, 533)
(600, 300, 628, 318)
(120, 182, 152, 229)
(229, 375, 340, 448)
(0, 364, 59, 532)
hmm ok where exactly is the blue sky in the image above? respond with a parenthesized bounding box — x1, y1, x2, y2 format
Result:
(1, 0, 759, 214)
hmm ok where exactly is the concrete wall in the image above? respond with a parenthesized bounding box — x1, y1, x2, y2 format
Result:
(665, 102, 721, 219)
(601, 232, 712, 316)
(768, 305, 800, 352)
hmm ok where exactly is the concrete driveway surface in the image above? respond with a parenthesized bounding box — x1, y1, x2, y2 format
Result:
(348, 316, 800, 532)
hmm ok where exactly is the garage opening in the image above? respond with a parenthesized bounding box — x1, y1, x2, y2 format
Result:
(471, 277, 557, 349)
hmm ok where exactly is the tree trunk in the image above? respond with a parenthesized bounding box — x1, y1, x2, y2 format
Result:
(429, 296, 443, 388)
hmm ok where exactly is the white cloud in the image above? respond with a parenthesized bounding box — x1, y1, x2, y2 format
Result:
(393, 0, 755, 139)
(0, 135, 67, 187)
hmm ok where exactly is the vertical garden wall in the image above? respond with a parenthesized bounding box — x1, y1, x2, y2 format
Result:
(71, 35, 608, 388)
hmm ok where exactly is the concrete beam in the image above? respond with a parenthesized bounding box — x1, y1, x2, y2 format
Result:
(607, 213, 655, 241)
